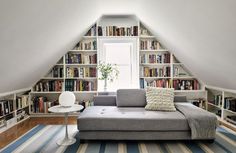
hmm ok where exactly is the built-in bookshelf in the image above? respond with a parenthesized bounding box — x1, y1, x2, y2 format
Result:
(206, 86, 236, 130)
(139, 22, 202, 92)
(29, 15, 207, 116)
(29, 23, 98, 116)
(0, 89, 30, 133)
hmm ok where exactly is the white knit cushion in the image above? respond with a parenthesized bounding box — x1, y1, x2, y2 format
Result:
(145, 87, 176, 111)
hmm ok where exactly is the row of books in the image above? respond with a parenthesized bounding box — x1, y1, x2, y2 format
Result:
(140, 53, 170, 64)
(65, 53, 97, 64)
(140, 67, 171, 77)
(85, 24, 96, 36)
(140, 78, 171, 88)
(0, 100, 14, 116)
(32, 96, 58, 113)
(50, 67, 63, 78)
(209, 95, 222, 107)
(66, 67, 96, 78)
(98, 26, 138, 36)
(74, 40, 97, 50)
(224, 97, 236, 112)
(34, 80, 63, 92)
(65, 79, 97, 91)
(173, 79, 200, 90)
(16, 95, 29, 110)
(140, 40, 160, 50)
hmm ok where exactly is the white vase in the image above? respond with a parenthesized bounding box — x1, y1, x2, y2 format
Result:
(104, 79, 108, 91)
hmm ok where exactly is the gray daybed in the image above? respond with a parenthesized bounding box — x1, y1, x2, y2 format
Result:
(78, 89, 217, 141)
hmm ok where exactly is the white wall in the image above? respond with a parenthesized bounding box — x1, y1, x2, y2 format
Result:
(0, 0, 236, 93)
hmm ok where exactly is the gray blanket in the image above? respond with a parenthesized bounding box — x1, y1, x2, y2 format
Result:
(175, 103, 218, 139)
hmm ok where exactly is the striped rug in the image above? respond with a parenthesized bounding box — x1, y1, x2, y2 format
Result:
(1, 125, 235, 153)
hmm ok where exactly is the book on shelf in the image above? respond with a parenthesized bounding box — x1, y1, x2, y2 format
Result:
(0, 100, 14, 116)
(34, 80, 63, 92)
(224, 97, 236, 112)
(65, 79, 97, 91)
(16, 95, 29, 110)
(65, 53, 97, 64)
(74, 40, 97, 50)
(140, 53, 170, 64)
(16, 109, 28, 122)
(32, 96, 59, 113)
(140, 78, 171, 89)
(140, 66, 170, 77)
(51, 67, 63, 78)
(85, 24, 96, 36)
(173, 79, 200, 90)
(173, 67, 189, 77)
(98, 26, 138, 36)
(66, 67, 96, 78)
(140, 40, 160, 50)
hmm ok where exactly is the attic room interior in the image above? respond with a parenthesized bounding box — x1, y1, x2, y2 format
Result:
(0, 0, 236, 153)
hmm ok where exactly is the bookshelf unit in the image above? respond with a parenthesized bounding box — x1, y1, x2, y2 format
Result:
(28, 15, 207, 117)
(0, 89, 30, 133)
(139, 22, 203, 92)
(206, 86, 236, 130)
(29, 23, 98, 117)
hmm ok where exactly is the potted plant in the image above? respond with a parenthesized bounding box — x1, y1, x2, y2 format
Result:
(97, 61, 119, 91)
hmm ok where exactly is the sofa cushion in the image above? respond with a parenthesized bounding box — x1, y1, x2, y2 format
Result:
(94, 95, 116, 106)
(145, 87, 176, 111)
(78, 106, 190, 131)
(116, 89, 146, 107)
(174, 95, 187, 102)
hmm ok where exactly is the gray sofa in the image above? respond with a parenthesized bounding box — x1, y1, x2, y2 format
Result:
(78, 89, 217, 141)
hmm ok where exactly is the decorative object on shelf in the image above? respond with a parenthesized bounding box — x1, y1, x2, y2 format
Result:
(59, 91, 75, 107)
(97, 61, 119, 91)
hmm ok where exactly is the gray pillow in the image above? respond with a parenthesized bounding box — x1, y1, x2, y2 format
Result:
(116, 89, 146, 107)
(174, 95, 187, 102)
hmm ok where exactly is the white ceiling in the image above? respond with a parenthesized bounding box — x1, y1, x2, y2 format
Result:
(0, 0, 236, 93)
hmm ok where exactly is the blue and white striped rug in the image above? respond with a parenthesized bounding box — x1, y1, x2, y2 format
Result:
(1, 125, 236, 153)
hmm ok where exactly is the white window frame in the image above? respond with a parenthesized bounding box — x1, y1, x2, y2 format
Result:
(98, 38, 139, 91)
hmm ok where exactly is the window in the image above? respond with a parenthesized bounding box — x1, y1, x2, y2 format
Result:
(98, 38, 139, 91)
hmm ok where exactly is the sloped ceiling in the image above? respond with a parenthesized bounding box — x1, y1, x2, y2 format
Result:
(0, 0, 236, 93)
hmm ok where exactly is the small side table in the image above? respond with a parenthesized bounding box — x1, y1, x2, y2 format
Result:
(48, 104, 83, 146)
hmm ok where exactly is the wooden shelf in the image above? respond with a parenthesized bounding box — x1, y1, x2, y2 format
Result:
(41, 77, 64, 80)
(65, 77, 97, 80)
(68, 50, 97, 52)
(174, 90, 206, 93)
(65, 64, 97, 66)
(224, 109, 236, 114)
(140, 63, 171, 66)
(140, 49, 168, 52)
(139, 35, 156, 39)
(207, 102, 222, 109)
(140, 77, 171, 79)
(82, 36, 97, 39)
(98, 36, 138, 38)
(30, 91, 62, 94)
(173, 76, 195, 79)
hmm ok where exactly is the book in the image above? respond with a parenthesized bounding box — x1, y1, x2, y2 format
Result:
(32, 96, 58, 113)
(66, 67, 96, 78)
(34, 80, 63, 92)
(98, 26, 138, 36)
(65, 53, 97, 64)
(141, 66, 170, 77)
(74, 40, 97, 50)
(140, 40, 160, 50)
(173, 79, 200, 90)
(85, 24, 96, 36)
(140, 53, 170, 64)
(140, 78, 171, 88)
(65, 79, 97, 91)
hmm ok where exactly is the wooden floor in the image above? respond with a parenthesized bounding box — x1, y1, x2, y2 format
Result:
(0, 117, 77, 149)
